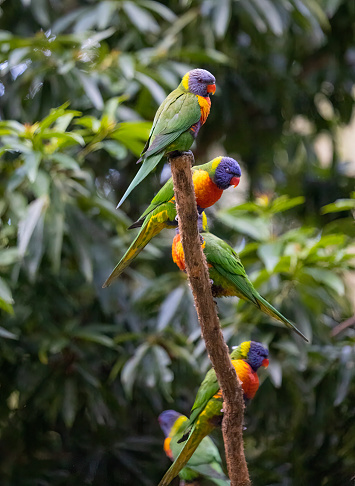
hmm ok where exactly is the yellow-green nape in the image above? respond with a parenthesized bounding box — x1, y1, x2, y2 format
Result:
(201, 212, 209, 231)
(182, 73, 190, 90)
(211, 156, 223, 171)
(239, 341, 251, 358)
(170, 415, 187, 436)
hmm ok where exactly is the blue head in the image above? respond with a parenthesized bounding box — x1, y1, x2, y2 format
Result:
(213, 156, 242, 190)
(182, 69, 216, 96)
(158, 410, 182, 438)
(246, 341, 269, 372)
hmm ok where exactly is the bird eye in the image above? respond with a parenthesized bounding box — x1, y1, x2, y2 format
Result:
(225, 168, 230, 173)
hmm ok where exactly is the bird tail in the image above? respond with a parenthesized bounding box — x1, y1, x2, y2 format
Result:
(257, 295, 308, 342)
(158, 424, 211, 486)
(116, 153, 163, 208)
(102, 218, 165, 288)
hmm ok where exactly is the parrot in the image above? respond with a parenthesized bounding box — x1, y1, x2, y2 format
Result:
(157, 341, 269, 486)
(116, 68, 216, 208)
(171, 229, 308, 342)
(158, 410, 230, 486)
(102, 156, 241, 288)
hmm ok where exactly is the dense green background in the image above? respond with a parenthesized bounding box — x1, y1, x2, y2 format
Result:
(1, 1, 355, 485)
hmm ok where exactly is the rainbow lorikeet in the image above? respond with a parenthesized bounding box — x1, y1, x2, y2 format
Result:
(117, 68, 216, 208)
(102, 157, 241, 288)
(158, 341, 269, 486)
(172, 230, 308, 341)
(159, 410, 230, 486)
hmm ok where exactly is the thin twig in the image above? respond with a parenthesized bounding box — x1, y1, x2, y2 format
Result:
(169, 151, 250, 486)
(331, 314, 355, 337)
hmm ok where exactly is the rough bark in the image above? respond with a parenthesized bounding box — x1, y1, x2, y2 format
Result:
(169, 151, 251, 486)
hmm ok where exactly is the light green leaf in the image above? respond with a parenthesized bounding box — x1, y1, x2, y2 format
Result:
(218, 212, 270, 241)
(257, 241, 283, 272)
(18, 196, 48, 258)
(121, 343, 150, 397)
(303, 267, 345, 295)
(0, 277, 14, 305)
(24, 151, 42, 183)
(270, 196, 305, 214)
(321, 199, 355, 214)
(123, 1, 160, 34)
(157, 286, 185, 330)
(50, 153, 81, 171)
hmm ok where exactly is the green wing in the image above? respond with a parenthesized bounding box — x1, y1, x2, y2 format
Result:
(203, 233, 308, 341)
(117, 92, 201, 208)
(203, 232, 259, 305)
(130, 178, 175, 227)
(142, 90, 201, 158)
(188, 368, 219, 425)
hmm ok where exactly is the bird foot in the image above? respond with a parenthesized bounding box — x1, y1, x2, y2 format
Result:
(168, 150, 194, 159)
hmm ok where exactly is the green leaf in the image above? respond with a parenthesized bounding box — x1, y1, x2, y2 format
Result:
(267, 359, 282, 387)
(321, 199, 355, 214)
(0, 326, 18, 339)
(23, 151, 42, 183)
(218, 211, 270, 241)
(257, 241, 283, 272)
(122, 2, 160, 34)
(50, 153, 81, 171)
(0, 277, 14, 305)
(18, 196, 48, 259)
(157, 286, 185, 330)
(72, 329, 116, 348)
(270, 196, 305, 214)
(62, 379, 78, 428)
(0, 248, 19, 266)
(121, 343, 150, 397)
(302, 267, 345, 295)
(76, 71, 104, 110)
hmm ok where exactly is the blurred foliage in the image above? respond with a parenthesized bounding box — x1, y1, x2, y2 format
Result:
(1, 0, 355, 485)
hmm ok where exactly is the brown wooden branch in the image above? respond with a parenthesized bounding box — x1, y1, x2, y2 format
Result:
(169, 151, 251, 486)
(331, 314, 355, 337)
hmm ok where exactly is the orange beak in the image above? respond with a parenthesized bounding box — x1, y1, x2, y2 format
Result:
(207, 83, 216, 94)
(230, 176, 240, 188)
(262, 358, 269, 368)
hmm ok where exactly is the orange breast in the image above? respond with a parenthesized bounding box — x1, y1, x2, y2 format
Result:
(172, 234, 186, 271)
(163, 437, 173, 460)
(172, 233, 206, 271)
(232, 360, 259, 400)
(192, 170, 223, 209)
(197, 95, 211, 125)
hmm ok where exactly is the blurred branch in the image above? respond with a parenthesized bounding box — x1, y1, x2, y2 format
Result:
(169, 151, 250, 486)
(331, 315, 355, 337)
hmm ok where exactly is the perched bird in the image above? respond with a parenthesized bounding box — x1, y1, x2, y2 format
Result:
(102, 157, 241, 288)
(158, 410, 230, 486)
(172, 230, 308, 341)
(158, 341, 269, 486)
(117, 68, 216, 208)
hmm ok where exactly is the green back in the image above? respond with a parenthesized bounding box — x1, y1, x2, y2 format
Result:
(202, 232, 259, 305)
(142, 88, 201, 158)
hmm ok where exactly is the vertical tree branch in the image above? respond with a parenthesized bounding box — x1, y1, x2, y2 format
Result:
(169, 151, 251, 486)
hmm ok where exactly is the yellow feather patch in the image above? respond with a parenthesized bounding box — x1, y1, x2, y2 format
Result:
(170, 415, 187, 436)
(211, 156, 223, 171)
(239, 341, 251, 358)
(182, 73, 189, 90)
(201, 212, 208, 231)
